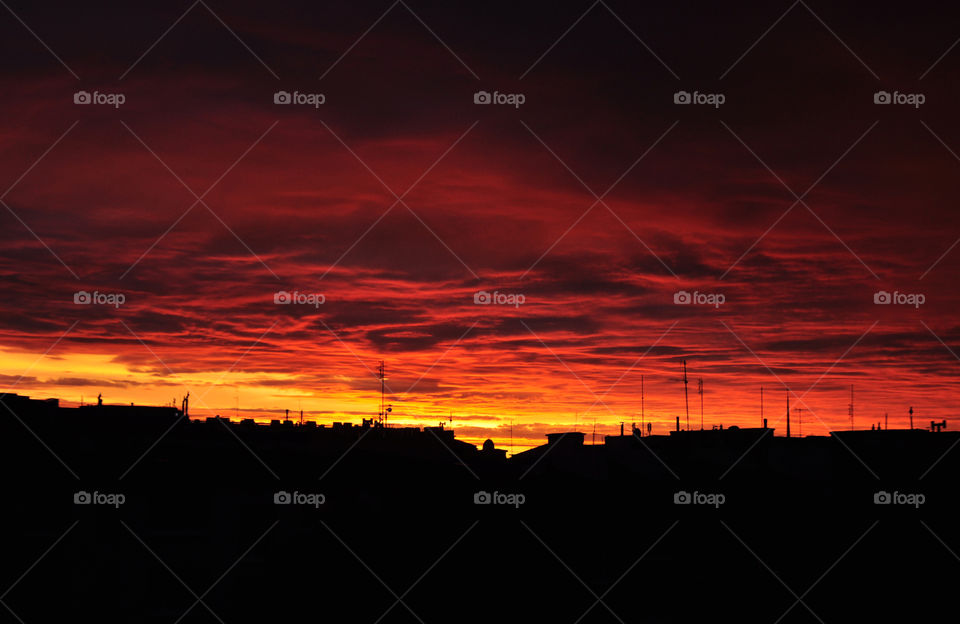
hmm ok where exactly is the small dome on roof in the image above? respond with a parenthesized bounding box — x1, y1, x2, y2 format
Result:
(482, 439, 495, 451)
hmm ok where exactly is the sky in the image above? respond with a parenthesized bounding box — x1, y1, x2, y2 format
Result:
(2, 0, 960, 452)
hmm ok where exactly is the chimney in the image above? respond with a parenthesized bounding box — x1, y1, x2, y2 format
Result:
(676, 416, 680, 432)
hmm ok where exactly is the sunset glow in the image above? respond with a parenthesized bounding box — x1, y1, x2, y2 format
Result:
(3, 2, 959, 454)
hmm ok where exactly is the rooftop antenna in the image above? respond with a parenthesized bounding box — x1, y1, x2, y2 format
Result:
(786, 391, 790, 438)
(640, 375, 645, 436)
(682, 360, 690, 431)
(378, 361, 384, 425)
(795, 406, 803, 438)
(698, 377, 704, 430)
(848, 385, 854, 431)
(760, 386, 764, 428)
(909, 406, 914, 430)
(591, 418, 597, 445)
(510, 419, 514, 457)
(376, 361, 391, 427)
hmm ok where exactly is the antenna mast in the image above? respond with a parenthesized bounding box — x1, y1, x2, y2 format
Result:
(698, 377, 704, 430)
(786, 391, 790, 438)
(682, 360, 689, 431)
(848, 385, 854, 431)
(641, 375, 645, 436)
(376, 361, 391, 427)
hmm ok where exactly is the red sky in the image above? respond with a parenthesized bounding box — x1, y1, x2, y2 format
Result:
(2, 1, 960, 451)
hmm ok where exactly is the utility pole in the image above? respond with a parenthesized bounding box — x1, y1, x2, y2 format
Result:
(909, 406, 913, 430)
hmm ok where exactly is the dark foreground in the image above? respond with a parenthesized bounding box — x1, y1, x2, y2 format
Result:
(1, 396, 957, 623)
